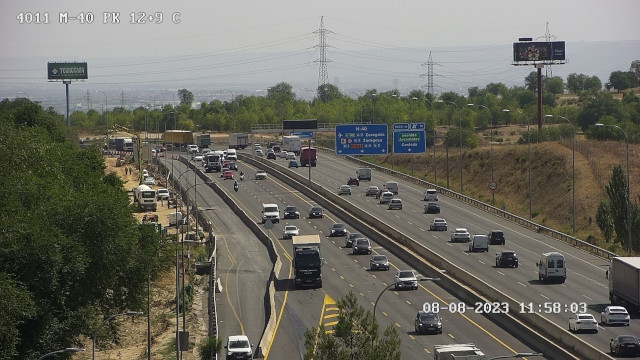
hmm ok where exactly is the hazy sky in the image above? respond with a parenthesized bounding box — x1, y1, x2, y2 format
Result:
(1, 0, 639, 99)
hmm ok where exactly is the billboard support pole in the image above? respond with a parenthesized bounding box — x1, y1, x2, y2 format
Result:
(64, 80, 71, 126)
(537, 65, 543, 130)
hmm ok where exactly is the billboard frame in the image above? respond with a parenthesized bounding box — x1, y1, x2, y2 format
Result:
(47, 62, 88, 81)
(512, 41, 566, 66)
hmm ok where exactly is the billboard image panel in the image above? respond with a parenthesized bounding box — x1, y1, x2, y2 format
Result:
(513, 41, 565, 62)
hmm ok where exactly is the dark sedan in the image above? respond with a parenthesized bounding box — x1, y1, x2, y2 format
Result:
(308, 205, 324, 219)
(347, 177, 360, 186)
(610, 335, 640, 357)
(329, 223, 347, 237)
(283, 205, 300, 219)
(424, 202, 440, 214)
(495, 250, 518, 268)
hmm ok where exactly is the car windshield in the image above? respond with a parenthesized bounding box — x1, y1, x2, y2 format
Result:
(348, 233, 361, 239)
(435, 219, 445, 223)
(285, 226, 296, 231)
(356, 239, 368, 245)
(286, 206, 297, 211)
(502, 251, 516, 256)
(296, 252, 321, 267)
(610, 308, 627, 314)
(373, 255, 387, 261)
(420, 313, 438, 321)
(311, 206, 322, 212)
(398, 271, 414, 278)
(229, 339, 250, 349)
(618, 336, 636, 342)
(264, 206, 278, 212)
(577, 315, 593, 320)
(332, 223, 344, 229)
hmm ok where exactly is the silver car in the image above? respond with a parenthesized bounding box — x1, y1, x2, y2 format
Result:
(338, 185, 351, 195)
(370, 254, 390, 271)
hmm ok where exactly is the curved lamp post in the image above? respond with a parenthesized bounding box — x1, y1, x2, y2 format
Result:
(38, 348, 84, 360)
(438, 100, 462, 193)
(92, 311, 143, 360)
(469, 104, 494, 204)
(97, 91, 109, 150)
(595, 123, 631, 255)
(546, 114, 575, 234)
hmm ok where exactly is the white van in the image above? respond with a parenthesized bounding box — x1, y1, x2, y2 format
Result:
(424, 189, 438, 201)
(261, 203, 280, 224)
(537, 252, 566, 283)
(357, 168, 372, 181)
(385, 181, 398, 194)
(168, 211, 183, 226)
(226, 148, 237, 161)
(469, 235, 489, 252)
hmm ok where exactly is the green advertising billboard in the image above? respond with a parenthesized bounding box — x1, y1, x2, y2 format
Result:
(47, 62, 88, 80)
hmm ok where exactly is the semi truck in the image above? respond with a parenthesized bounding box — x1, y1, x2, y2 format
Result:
(607, 257, 640, 312)
(299, 146, 317, 167)
(228, 133, 249, 149)
(114, 137, 133, 151)
(292, 235, 322, 289)
(195, 133, 211, 148)
(282, 135, 301, 155)
(163, 130, 194, 146)
(134, 185, 157, 211)
(433, 344, 485, 360)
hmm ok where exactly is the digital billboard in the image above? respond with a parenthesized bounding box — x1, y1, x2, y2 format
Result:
(513, 41, 565, 62)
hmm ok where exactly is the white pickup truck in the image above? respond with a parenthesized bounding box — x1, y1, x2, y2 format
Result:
(450, 228, 471, 243)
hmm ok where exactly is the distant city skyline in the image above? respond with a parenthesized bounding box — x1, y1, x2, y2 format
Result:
(2, 0, 639, 112)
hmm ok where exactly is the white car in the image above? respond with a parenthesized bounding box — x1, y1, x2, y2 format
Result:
(279, 151, 289, 159)
(187, 144, 199, 154)
(286, 153, 296, 161)
(388, 198, 402, 210)
(450, 228, 471, 243)
(224, 335, 252, 360)
(255, 169, 267, 180)
(569, 313, 598, 333)
(429, 218, 448, 231)
(255, 149, 264, 157)
(282, 225, 299, 239)
(193, 154, 204, 162)
(379, 191, 394, 204)
(144, 177, 156, 186)
(394, 270, 418, 291)
(600, 305, 630, 326)
(156, 188, 170, 200)
(338, 185, 351, 195)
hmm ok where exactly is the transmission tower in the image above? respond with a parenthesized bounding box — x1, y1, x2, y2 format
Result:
(314, 16, 331, 92)
(540, 22, 556, 78)
(420, 52, 435, 96)
(85, 90, 92, 112)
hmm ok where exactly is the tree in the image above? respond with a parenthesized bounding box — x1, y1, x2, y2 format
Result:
(606, 165, 631, 248)
(608, 71, 638, 92)
(303, 292, 401, 360)
(524, 71, 538, 92)
(544, 76, 565, 95)
(178, 89, 194, 105)
(318, 84, 342, 102)
(198, 336, 223, 360)
(630, 60, 640, 82)
(596, 200, 615, 243)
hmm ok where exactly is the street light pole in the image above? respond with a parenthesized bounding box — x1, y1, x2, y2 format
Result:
(489, 353, 543, 360)
(595, 123, 631, 255)
(438, 100, 462, 192)
(546, 115, 576, 234)
(469, 104, 494, 204)
(97, 91, 108, 150)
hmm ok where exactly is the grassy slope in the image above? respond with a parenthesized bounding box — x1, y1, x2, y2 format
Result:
(371, 126, 637, 253)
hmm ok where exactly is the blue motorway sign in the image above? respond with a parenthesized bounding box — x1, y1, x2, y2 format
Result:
(393, 130, 426, 154)
(335, 124, 388, 155)
(289, 131, 313, 138)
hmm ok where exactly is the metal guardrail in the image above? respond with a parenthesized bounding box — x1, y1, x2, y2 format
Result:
(315, 146, 617, 260)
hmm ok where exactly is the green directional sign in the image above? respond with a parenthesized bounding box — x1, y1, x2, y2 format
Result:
(47, 62, 88, 80)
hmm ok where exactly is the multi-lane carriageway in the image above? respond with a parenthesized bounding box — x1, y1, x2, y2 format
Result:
(163, 149, 628, 359)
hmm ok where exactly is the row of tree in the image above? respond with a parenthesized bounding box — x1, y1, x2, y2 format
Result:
(63, 62, 640, 146)
(0, 98, 173, 359)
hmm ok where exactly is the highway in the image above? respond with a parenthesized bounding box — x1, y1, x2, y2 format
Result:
(163, 154, 562, 359)
(266, 149, 638, 358)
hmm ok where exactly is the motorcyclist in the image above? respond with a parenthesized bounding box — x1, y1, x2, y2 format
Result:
(239, 171, 244, 181)
(234, 180, 239, 192)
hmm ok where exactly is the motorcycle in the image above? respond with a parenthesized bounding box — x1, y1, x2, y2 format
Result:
(234, 181, 239, 192)
(239, 173, 244, 181)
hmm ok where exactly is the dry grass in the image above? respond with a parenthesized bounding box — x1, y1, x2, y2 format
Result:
(385, 126, 638, 248)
